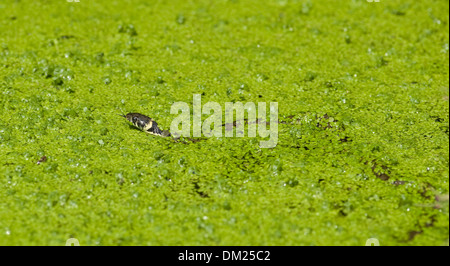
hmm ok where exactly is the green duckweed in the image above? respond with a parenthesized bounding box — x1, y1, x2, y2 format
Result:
(0, 0, 448, 246)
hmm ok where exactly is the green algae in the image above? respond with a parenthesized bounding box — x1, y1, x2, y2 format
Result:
(0, 0, 448, 246)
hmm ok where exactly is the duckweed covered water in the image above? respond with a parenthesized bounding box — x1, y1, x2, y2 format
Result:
(0, 0, 448, 245)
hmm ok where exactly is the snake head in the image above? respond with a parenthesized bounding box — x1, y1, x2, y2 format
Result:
(120, 113, 136, 123)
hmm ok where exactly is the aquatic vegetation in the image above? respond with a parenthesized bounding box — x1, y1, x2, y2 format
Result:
(0, 0, 448, 245)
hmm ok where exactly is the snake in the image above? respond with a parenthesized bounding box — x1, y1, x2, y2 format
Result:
(121, 113, 172, 137)
(121, 112, 335, 141)
(121, 111, 283, 140)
